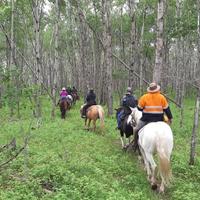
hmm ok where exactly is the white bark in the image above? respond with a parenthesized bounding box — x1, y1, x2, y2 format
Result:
(153, 0, 165, 84)
(102, 0, 113, 114)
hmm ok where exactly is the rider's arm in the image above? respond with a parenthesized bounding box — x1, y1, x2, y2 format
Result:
(137, 95, 145, 111)
(161, 95, 173, 120)
(164, 107, 173, 120)
(86, 94, 90, 102)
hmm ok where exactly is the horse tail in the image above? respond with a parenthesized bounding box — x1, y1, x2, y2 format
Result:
(98, 106, 104, 130)
(157, 147, 172, 186)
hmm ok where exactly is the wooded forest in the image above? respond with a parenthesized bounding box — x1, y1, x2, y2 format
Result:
(0, 0, 200, 199)
(1, 0, 200, 114)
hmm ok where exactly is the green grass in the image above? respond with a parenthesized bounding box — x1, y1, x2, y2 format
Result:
(0, 97, 200, 200)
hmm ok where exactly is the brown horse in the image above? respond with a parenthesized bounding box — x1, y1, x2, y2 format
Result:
(80, 104, 104, 131)
(59, 98, 71, 119)
(71, 92, 80, 105)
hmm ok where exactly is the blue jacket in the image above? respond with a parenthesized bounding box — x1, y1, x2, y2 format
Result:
(121, 94, 137, 108)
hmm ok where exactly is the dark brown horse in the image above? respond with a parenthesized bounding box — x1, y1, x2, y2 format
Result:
(80, 104, 104, 132)
(59, 98, 70, 119)
(71, 92, 80, 105)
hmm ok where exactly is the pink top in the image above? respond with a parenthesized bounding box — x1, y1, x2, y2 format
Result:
(60, 90, 68, 97)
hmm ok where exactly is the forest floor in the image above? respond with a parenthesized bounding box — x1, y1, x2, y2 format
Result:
(0, 97, 200, 200)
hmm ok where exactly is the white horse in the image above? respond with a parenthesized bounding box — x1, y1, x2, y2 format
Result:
(66, 94, 73, 103)
(130, 107, 173, 193)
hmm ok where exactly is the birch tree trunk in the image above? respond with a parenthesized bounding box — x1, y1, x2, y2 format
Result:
(153, 0, 165, 84)
(189, 89, 200, 165)
(128, 0, 137, 88)
(9, 0, 15, 116)
(101, 0, 113, 115)
(32, 0, 42, 118)
(76, 2, 91, 96)
(139, 11, 145, 95)
(189, 0, 200, 165)
(175, 0, 182, 104)
(51, 0, 60, 118)
(161, 1, 168, 92)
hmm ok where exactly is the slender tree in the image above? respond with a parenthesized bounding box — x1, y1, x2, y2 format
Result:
(189, 0, 200, 165)
(101, 0, 113, 115)
(153, 0, 165, 84)
(31, 0, 44, 118)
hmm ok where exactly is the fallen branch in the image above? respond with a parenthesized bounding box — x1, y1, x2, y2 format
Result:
(0, 144, 26, 168)
(0, 123, 32, 168)
(0, 138, 16, 152)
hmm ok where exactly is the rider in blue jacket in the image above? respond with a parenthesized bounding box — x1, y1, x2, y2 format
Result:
(117, 87, 137, 129)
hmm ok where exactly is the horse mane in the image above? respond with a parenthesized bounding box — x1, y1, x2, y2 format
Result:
(130, 107, 142, 124)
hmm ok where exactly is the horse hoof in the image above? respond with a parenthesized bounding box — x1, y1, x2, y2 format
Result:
(122, 146, 126, 150)
(151, 184, 157, 190)
(122, 145, 128, 151)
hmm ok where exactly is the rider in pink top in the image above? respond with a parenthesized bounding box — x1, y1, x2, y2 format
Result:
(60, 87, 68, 99)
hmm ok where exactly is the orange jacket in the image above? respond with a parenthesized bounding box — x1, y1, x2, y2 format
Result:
(138, 92, 168, 114)
(137, 91, 172, 122)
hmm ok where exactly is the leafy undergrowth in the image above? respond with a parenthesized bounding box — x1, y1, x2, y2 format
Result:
(0, 98, 199, 200)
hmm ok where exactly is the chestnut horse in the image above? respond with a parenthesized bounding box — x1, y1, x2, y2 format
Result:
(59, 98, 70, 119)
(80, 104, 104, 131)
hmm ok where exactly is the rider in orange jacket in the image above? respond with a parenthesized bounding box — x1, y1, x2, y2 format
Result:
(133, 82, 173, 151)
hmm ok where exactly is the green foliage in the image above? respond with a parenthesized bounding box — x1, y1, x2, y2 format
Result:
(0, 96, 199, 199)
(167, 0, 197, 39)
(0, 4, 11, 22)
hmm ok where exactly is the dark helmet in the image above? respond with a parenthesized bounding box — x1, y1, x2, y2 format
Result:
(126, 87, 132, 95)
(89, 87, 94, 92)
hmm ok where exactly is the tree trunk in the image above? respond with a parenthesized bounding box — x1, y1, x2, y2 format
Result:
(128, 0, 137, 88)
(9, 0, 15, 116)
(139, 11, 145, 95)
(189, 89, 200, 165)
(189, 0, 200, 165)
(51, 0, 60, 119)
(101, 0, 113, 115)
(32, 0, 42, 118)
(76, 2, 91, 96)
(175, 0, 182, 104)
(153, 0, 165, 84)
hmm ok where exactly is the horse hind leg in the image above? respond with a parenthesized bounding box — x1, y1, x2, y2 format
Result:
(84, 118, 88, 130)
(144, 152, 157, 189)
(87, 119, 91, 130)
(158, 155, 172, 193)
(139, 147, 152, 182)
(157, 141, 172, 193)
(92, 120, 96, 131)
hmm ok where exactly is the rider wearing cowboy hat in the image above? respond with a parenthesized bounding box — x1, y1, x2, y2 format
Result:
(132, 82, 173, 151)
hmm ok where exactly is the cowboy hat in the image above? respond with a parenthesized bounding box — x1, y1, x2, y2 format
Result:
(147, 82, 160, 93)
